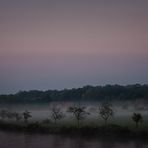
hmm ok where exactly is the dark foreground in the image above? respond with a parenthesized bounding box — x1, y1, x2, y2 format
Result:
(0, 121, 148, 140)
(0, 130, 148, 148)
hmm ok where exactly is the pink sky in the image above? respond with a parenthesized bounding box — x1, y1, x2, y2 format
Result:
(0, 0, 148, 93)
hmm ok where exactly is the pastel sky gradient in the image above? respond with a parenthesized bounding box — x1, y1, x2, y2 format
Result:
(0, 0, 148, 93)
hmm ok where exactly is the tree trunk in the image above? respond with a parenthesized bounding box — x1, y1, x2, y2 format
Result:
(136, 122, 139, 128)
(55, 119, 57, 126)
(25, 118, 28, 123)
(105, 119, 107, 127)
(77, 119, 80, 128)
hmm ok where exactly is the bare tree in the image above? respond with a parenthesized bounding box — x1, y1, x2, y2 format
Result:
(0, 110, 23, 121)
(0, 110, 9, 120)
(132, 112, 143, 128)
(6, 111, 14, 120)
(22, 110, 32, 123)
(67, 105, 89, 128)
(12, 112, 22, 121)
(99, 102, 113, 127)
(50, 106, 65, 125)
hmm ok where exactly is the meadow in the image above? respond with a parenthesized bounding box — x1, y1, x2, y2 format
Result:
(0, 101, 148, 139)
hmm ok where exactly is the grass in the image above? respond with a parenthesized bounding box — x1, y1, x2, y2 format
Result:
(0, 120, 148, 140)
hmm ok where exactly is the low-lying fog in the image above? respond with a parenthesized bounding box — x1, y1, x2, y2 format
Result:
(0, 101, 148, 124)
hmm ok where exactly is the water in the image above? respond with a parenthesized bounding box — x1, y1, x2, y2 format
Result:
(0, 130, 148, 148)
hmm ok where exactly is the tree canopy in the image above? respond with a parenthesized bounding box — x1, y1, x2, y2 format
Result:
(0, 84, 148, 103)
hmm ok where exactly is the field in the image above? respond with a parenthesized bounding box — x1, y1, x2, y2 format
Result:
(0, 101, 148, 130)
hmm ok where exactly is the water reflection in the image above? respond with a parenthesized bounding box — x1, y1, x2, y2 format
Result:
(133, 140, 145, 148)
(100, 139, 115, 148)
(0, 131, 147, 148)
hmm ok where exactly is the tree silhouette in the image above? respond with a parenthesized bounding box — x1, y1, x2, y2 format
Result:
(132, 113, 143, 128)
(0, 110, 8, 120)
(23, 110, 32, 123)
(12, 112, 22, 121)
(67, 105, 89, 128)
(50, 106, 65, 125)
(99, 102, 113, 127)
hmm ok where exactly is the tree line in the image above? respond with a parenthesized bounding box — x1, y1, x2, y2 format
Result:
(50, 103, 143, 128)
(0, 110, 31, 123)
(0, 103, 143, 129)
(0, 84, 148, 103)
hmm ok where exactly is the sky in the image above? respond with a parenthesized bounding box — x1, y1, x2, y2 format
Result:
(0, 0, 148, 94)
